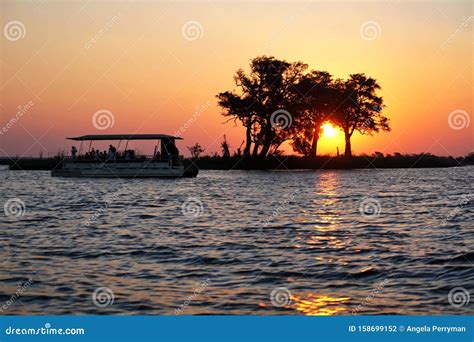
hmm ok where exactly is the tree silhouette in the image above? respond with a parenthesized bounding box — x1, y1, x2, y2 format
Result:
(217, 56, 307, 158)
(216, 91, 255, 156)
(333, 74, 390, 157)
(187, 143, 205, 159)
(291, 70, 336, 157)
(221, 135, 230, 158)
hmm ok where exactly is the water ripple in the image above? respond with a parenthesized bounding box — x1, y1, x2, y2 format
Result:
(0, 167, 473, 315)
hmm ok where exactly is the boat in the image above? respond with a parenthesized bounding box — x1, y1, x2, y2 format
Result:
(51, 134, 198, 178)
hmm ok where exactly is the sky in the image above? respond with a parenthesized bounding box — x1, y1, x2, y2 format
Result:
(0, 0, 472, 157)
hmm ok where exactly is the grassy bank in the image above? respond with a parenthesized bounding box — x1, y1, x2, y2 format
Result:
(1, 153, 472, 171)
(0, 157, 63, 170)
(194, 153, 473, 170)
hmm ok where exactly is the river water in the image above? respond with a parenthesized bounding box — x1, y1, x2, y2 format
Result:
(0, 167, 472, 315)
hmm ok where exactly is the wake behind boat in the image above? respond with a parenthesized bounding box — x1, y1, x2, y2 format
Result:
(51, 134, 198, 178)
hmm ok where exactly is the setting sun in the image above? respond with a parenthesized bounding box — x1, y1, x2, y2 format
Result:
(322, 123, 337, 138)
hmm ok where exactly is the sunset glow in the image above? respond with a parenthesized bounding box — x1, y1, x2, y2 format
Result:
(0, 1, 472, 157)
(321, 123, 337, 139)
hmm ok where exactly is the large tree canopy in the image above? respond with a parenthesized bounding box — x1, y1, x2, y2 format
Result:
(217, 56, 307, 158)
(333, 74, 390, 156)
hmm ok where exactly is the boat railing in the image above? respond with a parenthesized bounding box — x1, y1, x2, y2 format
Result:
(65, 154, 184, 166)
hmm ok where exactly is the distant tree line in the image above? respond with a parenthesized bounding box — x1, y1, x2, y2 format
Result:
(216, 56, 391, 157)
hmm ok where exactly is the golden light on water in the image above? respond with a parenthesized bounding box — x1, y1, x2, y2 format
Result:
(284, 171, 350, 316)
(291, 293, 350, 316)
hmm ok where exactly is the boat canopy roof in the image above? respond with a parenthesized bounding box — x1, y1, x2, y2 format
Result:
(67, 134, 182, 141)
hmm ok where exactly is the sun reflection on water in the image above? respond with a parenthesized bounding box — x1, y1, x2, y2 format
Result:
(312, 172, 340, 229)
(290, 293, 350, 315)
(301, 172, 346, 251)
(284, 174, 351, 315)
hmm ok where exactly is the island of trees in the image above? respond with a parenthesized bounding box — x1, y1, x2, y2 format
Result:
(217, 55, 390, 158)
(184, 55, 471, 170)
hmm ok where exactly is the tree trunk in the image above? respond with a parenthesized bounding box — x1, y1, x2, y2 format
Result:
(344, 130, 352, 157)
(259, 144, 270, 158)
(252, 141, 260, 157)
(257, 124, 273, 158)
(243, 125, 252, 156)
(310, 132, 319, 157)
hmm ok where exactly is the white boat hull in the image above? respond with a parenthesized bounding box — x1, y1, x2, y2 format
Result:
(51, 161, 196, 178)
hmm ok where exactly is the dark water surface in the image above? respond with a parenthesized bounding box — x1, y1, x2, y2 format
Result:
(0, 167, 473, 315)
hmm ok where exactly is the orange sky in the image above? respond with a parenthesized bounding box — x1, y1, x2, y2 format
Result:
(0, 1, 472, 157)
